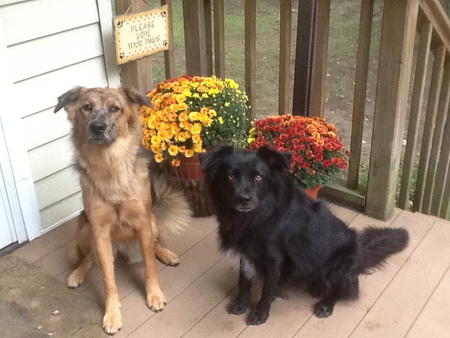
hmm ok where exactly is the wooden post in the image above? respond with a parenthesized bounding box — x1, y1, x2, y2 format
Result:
(292, 0, 317, 116)
(161, 0, 175, 79)
(115, 0, 153, 93)
(245, 0, 257, 119)
(347, 0, 374, 190)
(311, 0, 330, 118)
(182, 0, 208, 75)
(365, 0, 419, 220)
(203, 0, 213, 76)
(213, 0, 225, 79)
(278, 0, 292, 115)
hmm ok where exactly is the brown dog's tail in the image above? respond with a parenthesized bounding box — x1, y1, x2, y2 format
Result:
(151, 173, 192, 240)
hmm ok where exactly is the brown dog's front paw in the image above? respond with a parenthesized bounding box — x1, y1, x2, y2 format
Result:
(103, 307, 123, 335)
(147, 291, 166, 312)
(246, 309, 269, 325)
(156, 247, 179, 266)
(67, 270, 84, 288)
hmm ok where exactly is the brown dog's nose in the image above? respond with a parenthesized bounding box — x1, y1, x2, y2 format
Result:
(89, 122, 107, 135)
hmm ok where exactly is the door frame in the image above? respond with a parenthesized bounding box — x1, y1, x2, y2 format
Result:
(0, 28, 41, 246)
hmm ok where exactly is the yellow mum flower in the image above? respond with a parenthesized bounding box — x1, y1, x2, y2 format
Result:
(192, 134, 201, 144)
(189, 111, 199, 121)
(171, 159, 180, 167)
(179, 112, 188, 122)
(151, 135, 162, 145)
(155, 153, 164, 163)
(190, 123, 202, 135)
(176, 132, 188, 142)
(218, 117, 224, 124)
(184, 149, 195, 158)
(168, 145, 179, 156)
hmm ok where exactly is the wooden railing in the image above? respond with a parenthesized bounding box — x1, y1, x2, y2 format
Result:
(119, 0, 450, 221)
(399, 0, 450, 219)
(312, 0, 450, 220)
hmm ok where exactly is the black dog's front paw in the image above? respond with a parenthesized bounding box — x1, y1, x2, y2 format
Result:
(246, 309, 269, 325)
(314, 300, 334, 318)
(227, 298, 248, 315)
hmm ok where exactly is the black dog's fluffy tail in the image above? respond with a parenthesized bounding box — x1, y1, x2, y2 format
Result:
(357, 227, 409, 274)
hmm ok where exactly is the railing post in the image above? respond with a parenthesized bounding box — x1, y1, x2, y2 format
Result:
(347, 0, 374, 190)
(245, 0, 257, 120)
(311, 0, 330, 118)
(213, 0, 225, 79)
(161, 0, 176, 79)
(365, 0, 419, 220)
(292, 0, 317, 117)
(182, 0, 208, 76)
(278, 0, 292, 116)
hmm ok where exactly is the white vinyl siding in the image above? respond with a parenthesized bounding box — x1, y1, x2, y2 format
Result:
(0, 0, 120, 232)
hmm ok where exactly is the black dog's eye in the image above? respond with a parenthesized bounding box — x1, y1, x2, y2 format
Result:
(228, 174, 235, 181)
(83, 103, 92, 111)
(255, 174, 262, 181)
(110, 105, 120, 113)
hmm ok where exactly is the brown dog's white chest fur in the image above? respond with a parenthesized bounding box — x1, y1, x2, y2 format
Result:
(77, 136, 149, 204)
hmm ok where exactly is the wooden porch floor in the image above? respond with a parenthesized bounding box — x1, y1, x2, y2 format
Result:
(10, 203, 450, 337)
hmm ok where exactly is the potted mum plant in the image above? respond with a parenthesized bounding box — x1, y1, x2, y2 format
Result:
(141, 75, 251, 173)
(248, 114, 349, 199)
(141, 75, 251, 216)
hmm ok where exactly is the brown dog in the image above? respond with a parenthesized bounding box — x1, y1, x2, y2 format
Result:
(54, 86, 191, 335)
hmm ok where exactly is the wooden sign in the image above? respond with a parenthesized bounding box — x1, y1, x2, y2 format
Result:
(114, 6, 170, 65)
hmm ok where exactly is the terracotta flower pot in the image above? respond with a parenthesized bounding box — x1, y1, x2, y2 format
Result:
(169, 154, 204, 180)
(304, 185, 321, 199)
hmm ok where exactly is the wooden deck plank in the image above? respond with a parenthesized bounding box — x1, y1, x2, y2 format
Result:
(129, 257, 238, 337)
(327, 203, 360, 224)
(11, 216, 78, 263)
(407, 264, 450, 337)
(33, 238, 76, 277)
(58, 216, 216, 294)
(350, 218, 450, 337)
(292, 210, 435, 338)
(115, 225, 222, 337)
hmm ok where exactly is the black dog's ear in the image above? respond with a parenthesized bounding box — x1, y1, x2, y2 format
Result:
(256, 146, 292, 171)
(199, 146, 233, 174)
(54, 86, 82, 113)
(121, 86, 151, 108)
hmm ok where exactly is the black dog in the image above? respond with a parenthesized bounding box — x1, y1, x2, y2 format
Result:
(199, 146, 409, 325)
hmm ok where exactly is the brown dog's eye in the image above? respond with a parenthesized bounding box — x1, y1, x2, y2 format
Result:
(255, 174, 262, 181)
(228, 174, 235, 180)
(110, 105, 120, 113)
(83, 104, 92, 111)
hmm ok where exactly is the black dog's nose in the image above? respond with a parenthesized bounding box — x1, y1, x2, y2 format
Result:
(240, 196, 251, 205)
(89, 122, 107, 135)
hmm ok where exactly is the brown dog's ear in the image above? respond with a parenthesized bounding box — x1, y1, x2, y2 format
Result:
(54, 87, 82, 113)
(121, 86, 151, 108)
